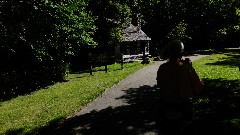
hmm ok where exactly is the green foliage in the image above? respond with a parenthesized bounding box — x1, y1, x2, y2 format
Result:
(135, 0, 240, 49)
(0, 0, 96, 100)
(109, 1, 132, 26)
(87, 0, 131, 54)
(109, 27, 123, 46)
(167, 21, 192, 41)
(56, 1, 97, 49)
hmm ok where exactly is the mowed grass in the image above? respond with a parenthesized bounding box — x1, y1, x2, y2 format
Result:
(192, 51, 240, 134)
(193, 51, 240, 80)
(0, 62, 148, 135)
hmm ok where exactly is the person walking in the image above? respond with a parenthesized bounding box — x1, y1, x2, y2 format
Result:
(156, 40, 203, 134)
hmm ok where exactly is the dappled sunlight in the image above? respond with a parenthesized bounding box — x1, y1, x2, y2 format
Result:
(193, 52, 240, 80)
(193, 78, 240, 134)
(205, 52, 240, 67)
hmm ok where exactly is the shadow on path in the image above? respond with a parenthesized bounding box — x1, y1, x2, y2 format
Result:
(38, 85, 161, 135)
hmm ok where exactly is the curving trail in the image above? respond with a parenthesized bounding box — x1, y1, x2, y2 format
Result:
(48, 54, 210, 135)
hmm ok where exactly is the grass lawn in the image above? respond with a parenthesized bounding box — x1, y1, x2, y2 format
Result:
(192, 50, 240, 134)
(0, 62, 149, 135)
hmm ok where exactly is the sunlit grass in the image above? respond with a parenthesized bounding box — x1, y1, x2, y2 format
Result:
(193, 52, 240, 80)
(0, 61, 149, 135)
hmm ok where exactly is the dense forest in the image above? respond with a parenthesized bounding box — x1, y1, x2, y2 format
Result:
(1, 0, 239, 100)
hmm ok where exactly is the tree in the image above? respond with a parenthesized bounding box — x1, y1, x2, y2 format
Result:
(87, 0, 131, 54)
(136, 0, 240, 50)
(0, 0, 96, 100)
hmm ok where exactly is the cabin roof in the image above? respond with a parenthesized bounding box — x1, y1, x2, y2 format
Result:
(122, 24, 151, 42)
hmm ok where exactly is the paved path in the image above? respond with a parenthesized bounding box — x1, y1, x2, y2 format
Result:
(48, 54, 210, 135)
(75, 54, 209, 115)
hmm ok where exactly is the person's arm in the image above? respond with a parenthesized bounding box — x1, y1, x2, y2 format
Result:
(190, 67, 204, 95)
(156, 67, 161, 87)
(156, 65, 165, 88)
